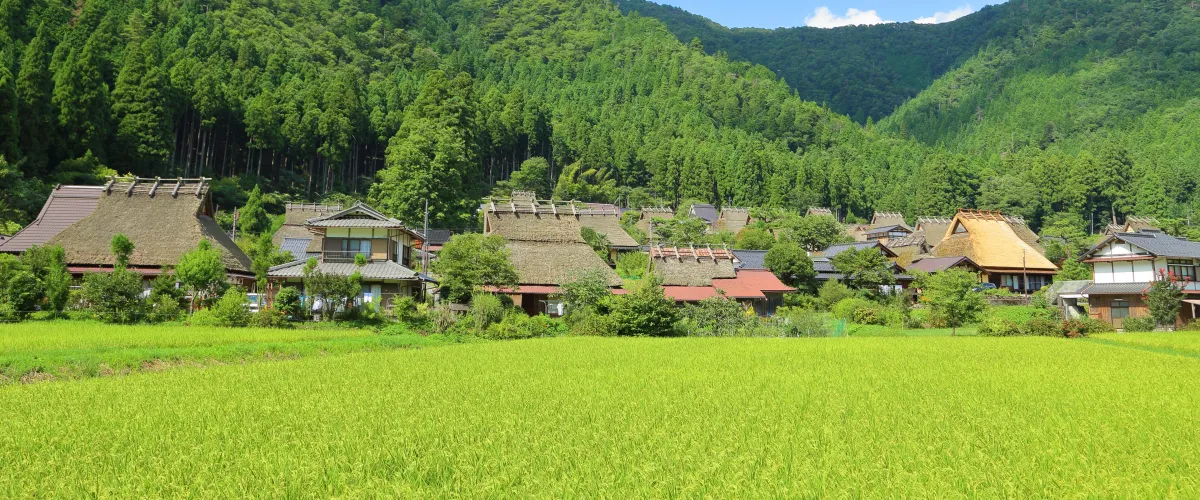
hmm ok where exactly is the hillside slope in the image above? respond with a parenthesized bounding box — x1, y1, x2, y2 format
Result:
(616, 0, 1017, 123)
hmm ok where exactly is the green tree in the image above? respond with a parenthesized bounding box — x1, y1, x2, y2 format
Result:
(16, 23, 56, 175)
(1057, 257, 1091, 281)
(615, 251, 649, 279)
(831, 247, 895, 293)
(604, 274, 678, 337)
(734, 228, 775, 250)
(0, 254, 39, 320)
(110, 37, 169, 173)
(82, 268, 144, 323)
(429, 234, 518, 304)
(110, 234, 134, 269)
(652, 217, 708, 246)
(52, 35, 110, 161)
(560, 269, 611, 319)
(764, 242, 815, 289)
(239, 185, 270, 236)
(1145, 270, 1184, 329)
(176, 240, 227, 312)
(1096, 143, 1134, 222)
(781, 215, 850, 252)
(920, 268, 987, 336)
(508, 156, 552, 197)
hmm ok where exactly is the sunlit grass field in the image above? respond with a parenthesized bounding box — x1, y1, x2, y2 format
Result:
(1092, 331, 1200, 357)
(0, 322, 446, 382)
(1, 336, 1198, 496)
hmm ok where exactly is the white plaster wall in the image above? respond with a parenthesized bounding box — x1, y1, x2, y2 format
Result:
(1133, 260, 1155, 282)
(1094, 262, 1114, 284)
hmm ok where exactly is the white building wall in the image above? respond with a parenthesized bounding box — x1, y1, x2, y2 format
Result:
(1113, 260, 1135, 283)
(1094, 262, 1114, 284)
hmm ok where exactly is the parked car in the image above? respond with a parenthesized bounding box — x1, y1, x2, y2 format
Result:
(972, 283, 998, 293)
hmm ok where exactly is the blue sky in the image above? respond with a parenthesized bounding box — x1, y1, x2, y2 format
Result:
(655, 1, 1006, 29)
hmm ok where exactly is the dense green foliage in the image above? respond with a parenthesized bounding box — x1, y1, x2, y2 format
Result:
(429, 234, 518, 304)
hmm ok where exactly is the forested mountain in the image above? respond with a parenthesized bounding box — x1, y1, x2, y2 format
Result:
(0, 0, 940, 230)
(878, 0, 1200, 227)
(616, 0, 1017, 123)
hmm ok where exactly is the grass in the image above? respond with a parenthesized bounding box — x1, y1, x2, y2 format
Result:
(1, 336, 1199, 496)
(1091, 331, 1200, 357)
(847, 324, 979, 337)
(0, 321, 458, 383)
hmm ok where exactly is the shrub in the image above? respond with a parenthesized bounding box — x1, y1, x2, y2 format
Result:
(274, 287, 303, 319)
(188, 309, 221, 327)
(147, 293, 182, 323)
(391, 296, 420, 324)
(427, 304, 459, 333)
(679, 297, 753, 337)
(905, 308, 929, 329)
(831, 297, 875, 322)
(484, 313, 566, 340)
(469, 292, 505, 332)
(1120, 316, 1157, 333)
(978, 317, 1022, 337)
(604, 274, 679, 337)
(567, 309, 616, 336)
(775, 307, 832, 337)
(251, 307, 290, 328)
(1062, 318, 1114, 337)
(1023, 318, 1062, 337)
(816, 280, 855, 311)
(212, 288, 252, 327)
(82, 268, 145, 324)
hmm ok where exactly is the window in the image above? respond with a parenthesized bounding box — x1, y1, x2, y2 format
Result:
(340, 239, 372, 255)
(1111, 300, 1130, 320)
(1168, 259, 1196, 281)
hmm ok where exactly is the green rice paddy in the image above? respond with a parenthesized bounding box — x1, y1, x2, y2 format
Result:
(2, 333, 1199, 496)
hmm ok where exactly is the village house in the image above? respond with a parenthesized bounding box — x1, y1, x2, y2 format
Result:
(1103, 216, 1161, 236)
(636, 207, 674, 237)
(482, 197, 623, 316)
(1080, 229, 1200, 328)
(930, 209, 1057, 293)
(0, 177, 254, 288)
(812, 241, 913, 292)
(906, 256, 984, 276)
(266, 202, 430, 309)
(914, 216, 954, 248)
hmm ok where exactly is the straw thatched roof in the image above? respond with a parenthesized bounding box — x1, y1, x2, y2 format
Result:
(635, 208, 674, 235)
(506, 241, 621, 286)
(577, 214, 639, 248)
(717, 208, 751, 234)
(47, 181, 252, 273)
(930, 210, 1056, 272)
(807, 207, 834, 217)
(916, 216, 953, 248)
(1005, 216, 1044, 252)
(273, 203, 340, 246)
(654, 257, 737, 287)
(871, 212, 907, 227)
(485, 211, 585, 243)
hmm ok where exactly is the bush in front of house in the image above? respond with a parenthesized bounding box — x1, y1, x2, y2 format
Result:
(977, 316, 1022, 337)
(831, 297, 877, 323)
(251, 307, 291, 328)
(1120, 316, 1157, 333)
(274, 287, 304, 320)
(774, 307, 832, 337)
(1061, 318, 1114, 337)
(211, 288, 252, 327)
(484, 312, 566, 340)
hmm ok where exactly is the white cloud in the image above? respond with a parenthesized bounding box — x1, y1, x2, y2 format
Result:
(804, 7, 892, 28)
(913, 4, 975, 24)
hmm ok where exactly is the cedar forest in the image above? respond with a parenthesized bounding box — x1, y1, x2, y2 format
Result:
(2, 0, 1199, 242)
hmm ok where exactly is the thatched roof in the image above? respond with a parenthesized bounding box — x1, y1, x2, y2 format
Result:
(717, 208, 751, 234)
(273, 203, 340, 246)
(807, 207, 834, 217)
(636, 208, 674, 235)
(47, 183, 252, 273)
(916, 216, 953, 248)
(654, 258, 737, 287)
(1006, 217, 1044, 253)
(485, 211, 585, 243)
(506, 241, 621, 286)
(931, 210, 1056, 272)
(871, 212, 907, 227)
(577, 214, 639, 248)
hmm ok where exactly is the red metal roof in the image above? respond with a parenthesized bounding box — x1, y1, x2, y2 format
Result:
(482, 285, 561, 294)
(662, 286, 719, 302)
(713, 270, 795, 299)
(0, 186, 103, 253)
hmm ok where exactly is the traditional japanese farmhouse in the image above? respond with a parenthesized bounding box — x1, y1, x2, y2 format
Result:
(267, 202, 429, 308)
(930, 209, 1057, 293)
(1080, 229, 1200, 328)
(0, 178, 254, 286)
(654, 245, 797, 315)
(715, 208, 752, 235)
(914, 216, 954, 248)
(812, 241, 913, 292)
(482, 197, 623, 316)
(1103, 216, 1161, 236)
(636, 207, 674, 236)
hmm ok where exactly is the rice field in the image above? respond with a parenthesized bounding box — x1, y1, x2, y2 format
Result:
(1092, 331, 1200, 357)
(0, 321, 449, 382)
(2, 335, 1199, 496)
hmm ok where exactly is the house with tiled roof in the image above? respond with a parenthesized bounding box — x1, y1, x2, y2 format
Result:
(931, 209, 1058, 293)
(1080, 229, 1200, 328)
(1103, 216, 1161, 236)
(812, 241, 913, 291)
(267, 201, 430, 309)
(651, 246, 793, 315)
(635, 207, 674, 236)
(1, 178, 254, 287)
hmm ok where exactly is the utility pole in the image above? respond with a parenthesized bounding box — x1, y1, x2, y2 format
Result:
(1022, 249, 1029, 295)
(422, 199, 430, 274)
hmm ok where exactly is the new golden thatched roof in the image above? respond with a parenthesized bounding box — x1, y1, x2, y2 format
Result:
(48, 184, 252, 273)
(506, 241, 621, 286)
(930, 210, 1056, 272)
(577, 214, 639, 248)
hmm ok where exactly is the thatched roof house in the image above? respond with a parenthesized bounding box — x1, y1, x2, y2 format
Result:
(931, 209, 1057, 292)
(1103, 216, 1161, 236)
(870, 211, 907, 228)
(636, 207, 674, 235)
(272, 203, 341, 248)
(915, 216, 953, 248)
(577, 214, 639, 248)
(807, 207, 834, 218)
(32, 178, 253, 279)
(716, 208, 751, 234)
(650, 246, 738, 301)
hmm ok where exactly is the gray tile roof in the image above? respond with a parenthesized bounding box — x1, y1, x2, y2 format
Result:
(822, 241, 897, 258)
(732, 250, 768, 270)
(1082, 282, 1151, 295)
(269, 260, 422, 280)
(690, 204, 719, 224)
(418, 229, 453, 246)
(1097, 231, 1200, 259)
(280, 238, 313, 260)
(305, 201, 407, 228)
